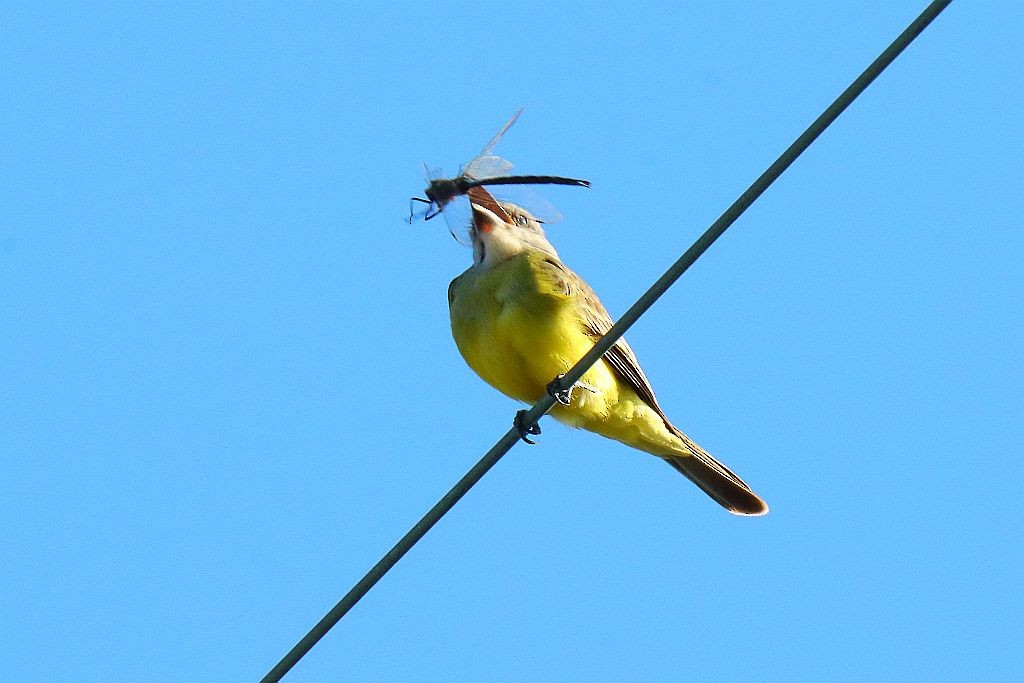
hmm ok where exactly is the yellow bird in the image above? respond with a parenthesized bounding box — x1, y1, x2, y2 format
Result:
(447, 189, 768, 515)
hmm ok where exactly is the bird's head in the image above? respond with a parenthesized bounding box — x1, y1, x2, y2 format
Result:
(469, 199, 559, 267)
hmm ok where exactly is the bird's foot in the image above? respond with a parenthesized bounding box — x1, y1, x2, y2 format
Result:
(546, 374, 597, 406)
(514, 410, 542, 445)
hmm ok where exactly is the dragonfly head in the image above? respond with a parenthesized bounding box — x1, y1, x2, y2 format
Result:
(424, 178, 461, 211)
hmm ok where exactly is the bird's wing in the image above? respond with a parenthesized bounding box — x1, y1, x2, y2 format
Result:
(447, 272, 464, 308)
(538, 257, 667, 417)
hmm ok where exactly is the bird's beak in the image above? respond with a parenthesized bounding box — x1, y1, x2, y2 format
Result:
(471, 203, 501, 234)
(467, 186, 513, 232)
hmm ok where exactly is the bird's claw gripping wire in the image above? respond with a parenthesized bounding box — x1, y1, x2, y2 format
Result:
(547, 375, 573, 406)
(514, 410, 542, 445)
(546, 374, 597, 406)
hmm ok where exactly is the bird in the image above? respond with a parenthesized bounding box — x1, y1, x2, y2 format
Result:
(446, 188, 768, 516)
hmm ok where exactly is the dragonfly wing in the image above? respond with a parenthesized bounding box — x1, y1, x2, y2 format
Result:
(484, 184, 564, 224)
(462, 154, 513, 180)
(474, 107, 523, 160)
(440, 196, 473, 246)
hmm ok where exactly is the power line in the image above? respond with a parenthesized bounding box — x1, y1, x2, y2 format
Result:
(260, 1, 953, 679)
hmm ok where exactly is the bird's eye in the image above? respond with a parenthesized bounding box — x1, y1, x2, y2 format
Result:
(515, 215, 528, 226)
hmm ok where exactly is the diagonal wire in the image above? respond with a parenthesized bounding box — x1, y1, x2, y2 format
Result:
(261, 1, 953, 679)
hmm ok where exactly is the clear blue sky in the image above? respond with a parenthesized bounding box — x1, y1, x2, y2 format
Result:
(2, 2, 1021, 681)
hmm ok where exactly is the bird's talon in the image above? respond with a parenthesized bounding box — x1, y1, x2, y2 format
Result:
(547, 374, 573, 405)
(547, 375, 597, 405)
(514, 410, 541, 444)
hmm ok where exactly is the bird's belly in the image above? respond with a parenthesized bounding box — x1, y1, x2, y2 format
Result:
(481, 316, 673, 456)
(454, 294, 572, 401)
(451, 274, 682, 457)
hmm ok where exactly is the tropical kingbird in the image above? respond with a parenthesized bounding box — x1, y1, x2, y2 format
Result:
(447, 190, 768, 516)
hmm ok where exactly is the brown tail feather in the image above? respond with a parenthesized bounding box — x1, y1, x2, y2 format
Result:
(664, 427, 768, 516)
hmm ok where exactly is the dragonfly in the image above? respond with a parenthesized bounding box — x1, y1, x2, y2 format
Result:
(409, 108, 591, 242)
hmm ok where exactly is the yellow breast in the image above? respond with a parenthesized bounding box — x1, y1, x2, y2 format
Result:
(449, 252, 613, 407)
